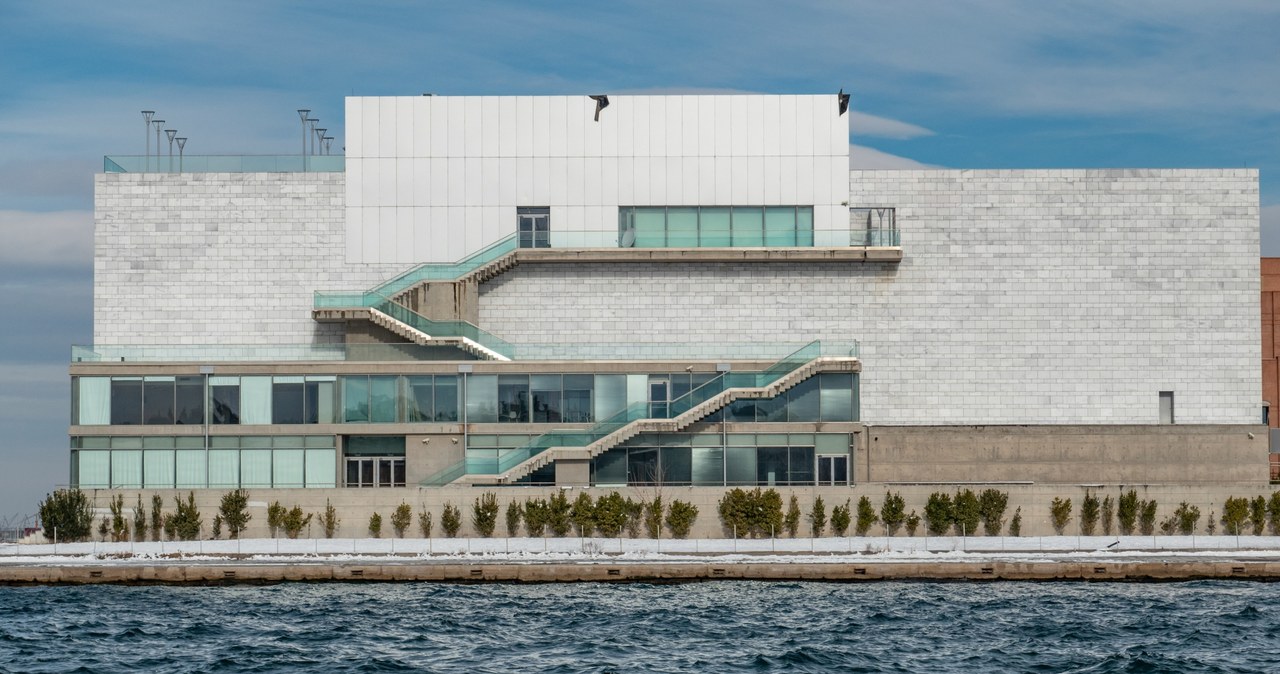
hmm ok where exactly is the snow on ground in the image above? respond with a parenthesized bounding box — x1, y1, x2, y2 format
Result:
(4, 535, 1280, 566)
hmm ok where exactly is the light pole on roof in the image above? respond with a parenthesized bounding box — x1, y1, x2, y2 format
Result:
(297, 109, 311, 169)
(141, 111, 155, 171)
(165, 129, 177, 173)
(152, 120, 165, 173)
(176, 137, 187, 172)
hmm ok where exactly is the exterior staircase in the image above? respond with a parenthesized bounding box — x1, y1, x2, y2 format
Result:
(367, 308, 511, 361)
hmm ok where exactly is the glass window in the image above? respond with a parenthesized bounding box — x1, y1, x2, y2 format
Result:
(666, 208, 698, 247)
(757, 394, 787, 422)
(77, 450, 111, 488)
(241, 449, 272, 488)
(796, 207, 814, 246)
(691, 447, 724, 486)
(304, 379, 335, 425)
(465, 375, 497, 423)
(273, 449, 305, 488)
(272, 381, 304, 425)
(560, 375, 592, 422)
(634, 209, 666, 247)
(77, 377, 111, 425)
(787, 377, 820, 422)
(142, 377, 175, 425)
(211, 379, 240, 425)
(593, 448, 627, 486)
(370, 376, 398, 423)
(305, 448, 336, 488)
(175, 376, 204, 425)
(789, 446, 815, 485)
(531, 374, 562, 423)
(405, 376, 434, 422)
(343, 376, 369, 423)
(725, 446, 757, 485)
(176, 450, 206, 488)
(765, 207, 797, 247)
(728, 399, 758, 422)
(627, 447, 659, 485)
(700, 208, 731, 247)
(434, 376, 459, 421)
(731, 207, 764, 247)
(111, 450, 143, 488)
(819, 373, 854, 422)
(144, 450, 175, 488)
(240, 377, 272, 425)
(208, 449, 239, 488)
(497, 375, 530, 423)
(110, 378, 143, 425)
(756, 446, 788, 486)
(660, 446, 692, 484)
(345, 435, 405, 456)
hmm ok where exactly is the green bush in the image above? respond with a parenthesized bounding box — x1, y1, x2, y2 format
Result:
(505, 501, 523, 537)
(150, 494, 163, 542)
(595, 493, 629, 537)
(391, 502, 412, 538)
(282, 505, 312, 539)
(624, 498, 644, 537)
(905, 510, 921, 536)
(1173, 501, 1200, 535)
(38, 489, 94, 542)
(809, 496, 827, 537)
(1101, 495, 1115, 536)
(1250, 496, 1266, 535)
(1050, 497, 1072, 535)
(1222, 496, 1250, 535)
(923, 492, 953, 536)
(643, 495, 663, 538)
(472, 493, 500, 538)
(547, 491, 572, 537)
(831, 500, 852, 536)
(571, 492, 596, 536)
(418, 507, 433, 538)
(368, 512, 383, 538)
(267, 501, 287, 538)
(169, 492, 202, 541)
(854, 496, 876, 536)
(953, 489, 980, 537)
(441, 502, 462, 537)
(717, 488, 784, 538)
(880, 491, 906, 536)
(785, 495, 802, 537)
(133, 495, 147, 542)
(218, 490, 252, 539)
(211, 515, 223, 539)
(524, 498, 548, 536)
(1008, 507, 1023, 537)
(1080, 492, 1100, 536)
(1118, 490, 1138, 535)
(665, 500, 698, 538)
(1268, 492, 1280, 535)
(1206, 511, 1217, 535)
(1158, 514, 1178, 536)
(978, 489, 1008, 536)
(1138, 499, 1158, 536)
(108, 494, 129, 542)
(322, 499, 340, 538)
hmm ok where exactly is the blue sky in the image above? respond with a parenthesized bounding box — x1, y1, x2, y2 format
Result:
(0, 0, 1277, 517)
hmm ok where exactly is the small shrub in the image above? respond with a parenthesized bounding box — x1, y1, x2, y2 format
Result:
(595, 493, 629, 537)
(1206, 511, 1217, 535)
(880, 491, 906, 536)
(133, 495, 147, 542)
(978, 489, 1008, 536)
(1222, 496, 1250, 535)
(211, 515, 223, 539)
(1049, 497, 1072, 535)
(1159, 515, 1178, 536)
(831, 499, 852, 537)
(441, 502, 462, 537)
(321, 499, 340, 538)
(1138, 499, 1158, 536)
(665, 500, 698, 538)
(473, 493, 500, 538)
(505, 501, 523, 537)
(418, 507, 433, 538)
(108, 494, 129, 542)
(1117, 490, 1138, 535)
(282, 506, 312, 539)
(547, 491, 572, 537)
(98, 516, 109, 541)
(391, 502, 412, 538)
(150, 494, 163, 542)
(218, 490, 252, 539)
(785, 495, 802, 537)
(623, 498, 644, 537)
(1268, 492, 1280, 535)
(162, 512, 176, 540)
(854, 496, 876, 536)
(1080, 492, 1100, 536)
(952, 489, 980, 536)
(368, 512, 383, 538)
(717, 488, 783, 538)
(643, 495, 664, 538)
(1101, 495, 1115, 536)
(1008, 507, 1023, 537)
(571, 492, 596, 536)
(1250, 496, 1266, 535)
(1174, 501, 1200, 535)
(170, 492, 202, 541)
(39, 489, 94, 542)
(905, 510, 921, 536)
(923, 492, 953, 536)
(524, 498, 548, 536)
(809, 496, 827, 537)
(267, 501, 287, 538)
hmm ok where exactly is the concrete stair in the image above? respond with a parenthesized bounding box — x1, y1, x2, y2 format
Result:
(368, 308, 510, 361)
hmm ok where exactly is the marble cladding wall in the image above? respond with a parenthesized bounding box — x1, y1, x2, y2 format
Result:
(479, 169, 1261, 425)
(93, 172, 402, 347)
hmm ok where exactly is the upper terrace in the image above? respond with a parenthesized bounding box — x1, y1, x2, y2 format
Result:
(105, 155, 344, 173)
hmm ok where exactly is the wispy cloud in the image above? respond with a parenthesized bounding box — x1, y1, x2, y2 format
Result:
(849, 144, 938, 170)
(0, 210, 92, 267)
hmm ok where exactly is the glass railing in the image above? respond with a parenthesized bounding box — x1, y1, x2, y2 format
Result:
(72, 340, 857, 364)
(369, 235, 518, 299)
(420, 341, 830, 485)
(104, 155, 345, 173)
(371, 296, 514, 358)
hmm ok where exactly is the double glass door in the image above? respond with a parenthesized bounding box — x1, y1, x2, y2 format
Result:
(817, 455, 849, 485)
(518, 208, 550, 248)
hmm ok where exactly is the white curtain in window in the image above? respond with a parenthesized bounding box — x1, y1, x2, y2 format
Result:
(78, 377, 111, 425)
(240, 377, 272, 425)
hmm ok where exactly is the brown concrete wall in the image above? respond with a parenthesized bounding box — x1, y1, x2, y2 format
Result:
(863, 425, 1268, 485)
(405, 434, 465, 484)
(1262, 258, 1280, 434)
(401, 281, 479, 324)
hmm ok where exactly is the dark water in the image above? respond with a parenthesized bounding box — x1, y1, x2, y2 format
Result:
(2, 581, 1279, 673)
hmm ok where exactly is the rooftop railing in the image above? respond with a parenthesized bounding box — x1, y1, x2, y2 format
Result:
(104, 155, 344, 173)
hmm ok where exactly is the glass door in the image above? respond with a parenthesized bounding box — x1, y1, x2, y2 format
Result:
(817, 455, 848, 485)
(648, 378, 670, 418)
(517, 207, 550, 248)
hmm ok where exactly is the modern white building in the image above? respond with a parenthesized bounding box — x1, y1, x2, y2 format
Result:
(75, 93, 1266, 499)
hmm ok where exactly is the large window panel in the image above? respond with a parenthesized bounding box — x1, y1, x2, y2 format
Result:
(666, 208, 699, 247)
(77, 451, 111, 488)
(369, 376, 398, 423)
(660, 446, 692, 484)
(756, 446, 788, 486)
(77, 377, 111, 425)
(175, 376, 204, 425)
(175, 450, 207, 488)
(110, 378, 143, 425)
(819, 373, 854, 422)
(273, 449, 305, 488)
(434, 376, 459, 421)
(764, 207, 797, 246)
(788, 446, 815, 485)
(725, 446, 757, 486)
(593, 448, 627, 486)
(144, 450, 175, 488)
(699, 208, 732, 247)
(731, 207, 764, 247)
(786, 377, 820, 422)
(405, 376, 434, 422)
(240, 377, 272, 425)
(305, 377, 336, 424)
(142, 377, 175, 425)
(111, 450, 143, 488)
(208, 449, 240, 488)
(210, 377, 241, 425)
(531, 374, 562, 423)
(691, 447, 725, 486)
(633, 209, 667, 247)
(240, 449, 272, 488)
(497, 375, 530, 423)
(343, 376, 370, 423)
(272, 378, 305, 425)
(627, 448, 660, 485)
(465, 375, 497, 423)
(593, 374, 626, 422)
(305, 449, 337, 488)
(796, 207, 814, 246)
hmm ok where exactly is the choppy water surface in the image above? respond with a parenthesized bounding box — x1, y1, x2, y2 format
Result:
(2, 580, 1278, 673)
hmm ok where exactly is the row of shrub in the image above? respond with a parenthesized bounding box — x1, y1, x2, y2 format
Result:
(1044, 491, 1280, 536)
(717, 488, 1018, 537)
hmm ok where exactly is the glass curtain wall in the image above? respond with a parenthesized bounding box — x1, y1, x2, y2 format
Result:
(618, 206, 814, 248)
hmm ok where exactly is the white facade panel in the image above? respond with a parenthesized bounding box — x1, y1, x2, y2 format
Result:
(345, 97, 362, 157)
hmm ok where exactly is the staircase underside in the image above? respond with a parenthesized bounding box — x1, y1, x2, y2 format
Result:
(312, 307, 510, 361)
